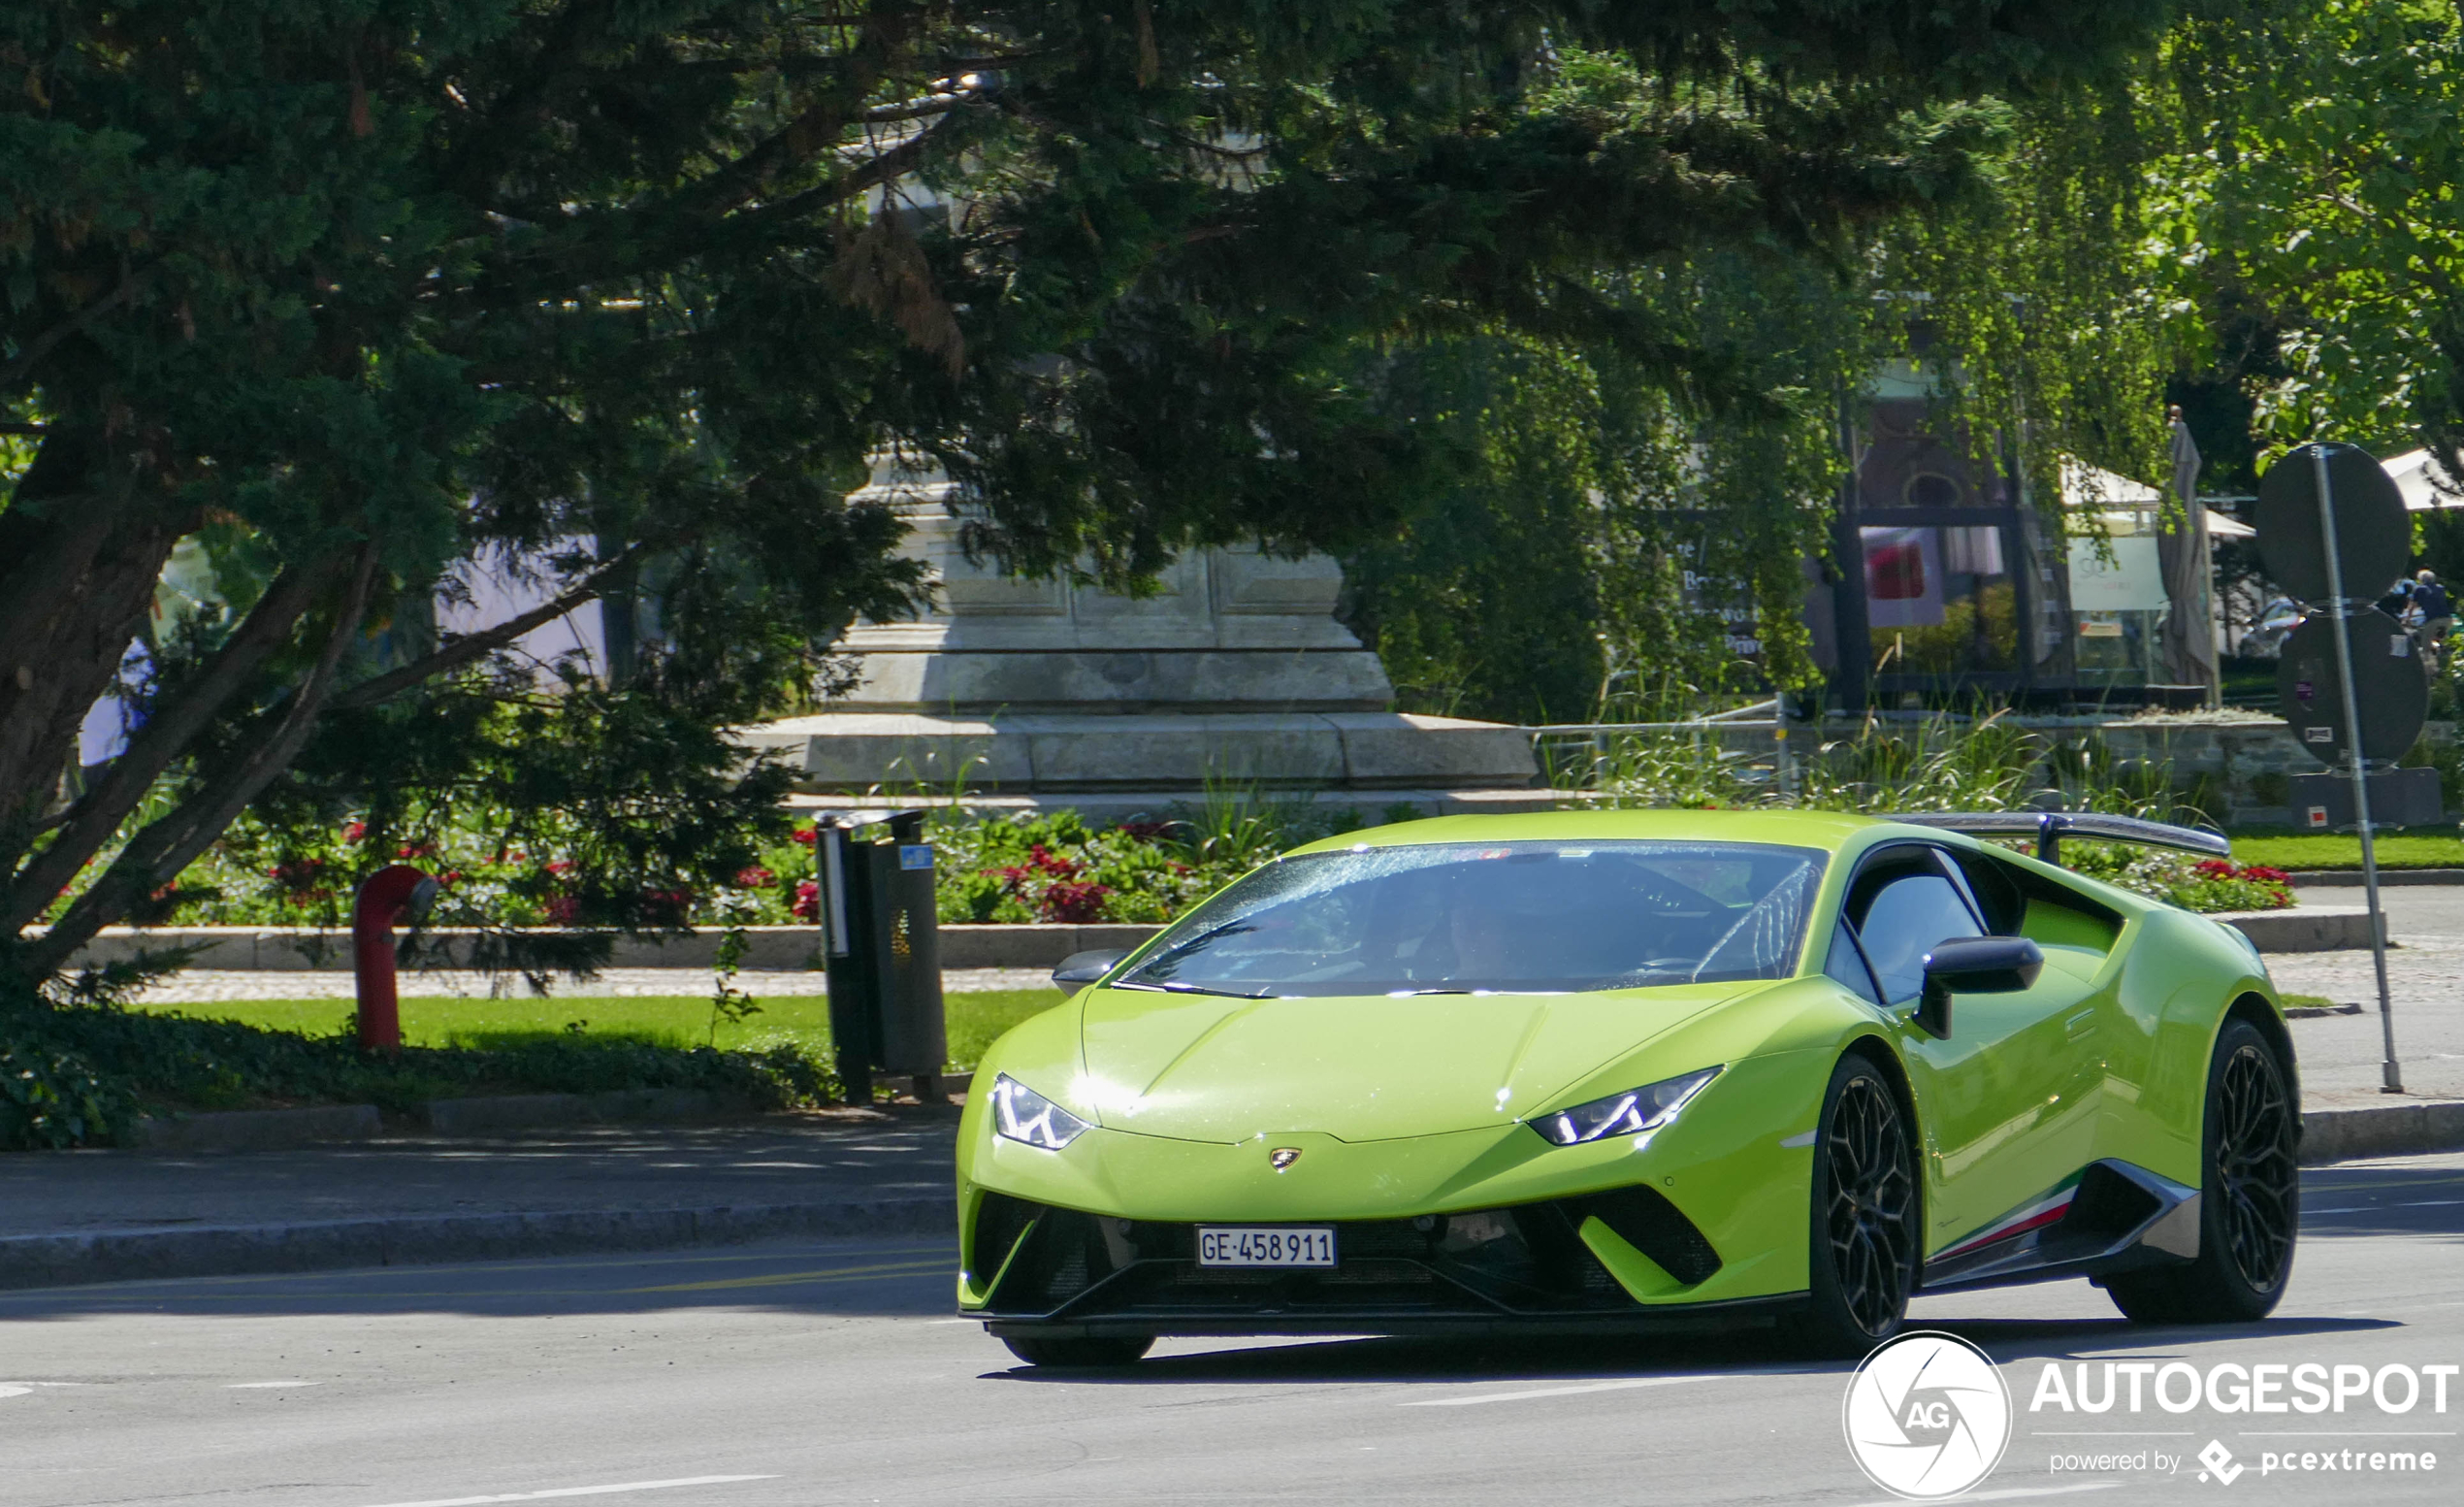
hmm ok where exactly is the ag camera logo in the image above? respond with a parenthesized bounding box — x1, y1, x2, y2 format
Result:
(1843, 1331, 2014, 1498)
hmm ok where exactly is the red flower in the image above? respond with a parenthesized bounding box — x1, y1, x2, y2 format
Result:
(398, 841, 438, 861)
(543, 860, 575, 876)
(545, 896, 582, 925)
(343, 821, 367, 843)
(732, 866, 776, 889)
(268, 857, 329, 889)
(638, 889, 693, 924)
(2194, 859, 2234, 876)
(1118, 820, 1174, 841)
(792, 879, 820, 920)
(1038, 881, 1114, 924)
(438, 870, 464, 886)
(2242, 865, 2292, 883)
(789, 827, 818, 846)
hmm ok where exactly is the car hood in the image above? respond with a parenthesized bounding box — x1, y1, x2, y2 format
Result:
(1074, 983, 1751, 1144)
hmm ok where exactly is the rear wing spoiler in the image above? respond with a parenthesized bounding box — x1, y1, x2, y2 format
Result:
(1892, 811, 2231, 867)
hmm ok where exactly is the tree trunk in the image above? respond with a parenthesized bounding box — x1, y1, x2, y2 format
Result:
(15, 550, 383, 980)
(0, 431, 188, 884)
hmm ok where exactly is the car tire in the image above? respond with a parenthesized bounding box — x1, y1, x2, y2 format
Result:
(2105, 1017, 2298, 1325)
(999, 1334, 1155, 1367)
(1797, 1048, 1922, 1358)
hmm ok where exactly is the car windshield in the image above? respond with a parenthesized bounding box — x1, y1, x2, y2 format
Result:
(1115, 840, 1826, 998)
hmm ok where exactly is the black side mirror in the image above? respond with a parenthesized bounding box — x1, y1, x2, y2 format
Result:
(1915, 935, 2044, 1038)
(1052, 948, 1130, 988)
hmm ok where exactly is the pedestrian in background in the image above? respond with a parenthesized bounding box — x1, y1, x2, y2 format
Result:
(2415, 569, 2454, 672)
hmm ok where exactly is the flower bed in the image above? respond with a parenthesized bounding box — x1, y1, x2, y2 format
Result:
(137, 803, 1346, 934)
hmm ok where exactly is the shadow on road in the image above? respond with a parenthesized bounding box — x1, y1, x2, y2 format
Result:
(0, 1238, 957, 1322)
(977, 1312, 2401, 1387)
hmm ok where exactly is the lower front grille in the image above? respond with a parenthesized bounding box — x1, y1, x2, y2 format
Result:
(975, 1186, 1724, 1321)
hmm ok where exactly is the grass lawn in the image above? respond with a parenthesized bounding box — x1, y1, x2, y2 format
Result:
(2228, 830, 2464, 871)
(130, 988, 1068, 1073)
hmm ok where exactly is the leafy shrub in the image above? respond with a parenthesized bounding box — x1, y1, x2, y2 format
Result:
(0, 976, 840, 1148)
(2064, 849, 2294, 913)
(0, 1028, 133, 1150)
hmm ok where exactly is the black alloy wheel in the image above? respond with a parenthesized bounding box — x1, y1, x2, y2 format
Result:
(2216, 1039, 2298, 1290)
(1800, 1051, 1920, 1354)
(2107, 1017, 2298, 1325)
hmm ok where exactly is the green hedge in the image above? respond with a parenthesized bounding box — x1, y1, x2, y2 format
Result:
(0, 981, 840, 1151)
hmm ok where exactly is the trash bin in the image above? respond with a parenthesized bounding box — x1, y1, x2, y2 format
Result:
(813, 809, 948, 1103)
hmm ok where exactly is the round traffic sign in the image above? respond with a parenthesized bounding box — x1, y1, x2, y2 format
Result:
(2254, 442, 2411, 605)
(2275, 609, 2429, 766)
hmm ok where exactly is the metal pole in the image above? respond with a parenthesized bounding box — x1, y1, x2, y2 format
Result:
(2309, 443, 2404, 1093)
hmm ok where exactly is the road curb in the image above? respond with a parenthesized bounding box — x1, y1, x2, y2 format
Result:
(129, 1091, 769, 1152)
(0, 1196, 955, 1292)
(2288, 868, 2464, 887)
(2302, 1099, 2464, 1164)
(2214, 906, 2381, 952)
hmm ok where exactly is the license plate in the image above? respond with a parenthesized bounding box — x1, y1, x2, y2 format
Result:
(1196, 1227, 1337, 1267)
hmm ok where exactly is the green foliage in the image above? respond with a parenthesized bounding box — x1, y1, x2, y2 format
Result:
(2064, 850, 2293, 913)
(0, 1026, 130, 1150)
(3, 0, 2179, 973)
(2160, 0, 2464, 465)
(0, 970, 842, 1147)
(1567, 710, 2276, 910)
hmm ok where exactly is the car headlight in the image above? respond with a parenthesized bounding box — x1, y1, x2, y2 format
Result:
(990, 1073, 1092, 1150)
(1531, 1066, 1722, 1147)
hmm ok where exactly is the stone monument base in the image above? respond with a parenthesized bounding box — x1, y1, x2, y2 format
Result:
(739, 709, 1550, 822)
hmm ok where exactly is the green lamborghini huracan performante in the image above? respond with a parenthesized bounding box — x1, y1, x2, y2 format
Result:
(954, 810, 2300, 1364)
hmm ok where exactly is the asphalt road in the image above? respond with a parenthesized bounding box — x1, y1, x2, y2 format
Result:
(7, 1155, 2463, 1506)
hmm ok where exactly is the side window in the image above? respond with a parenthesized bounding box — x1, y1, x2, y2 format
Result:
(1946, 847, 2026, 934)
(1853, 858, 1985, 1005)
(1824, 915, 1884, 1005)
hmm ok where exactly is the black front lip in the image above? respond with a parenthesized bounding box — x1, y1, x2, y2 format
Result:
(977, 1294, 1804, 1340)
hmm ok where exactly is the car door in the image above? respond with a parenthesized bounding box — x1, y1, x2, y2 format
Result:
(1833, 844, 2103, 1261)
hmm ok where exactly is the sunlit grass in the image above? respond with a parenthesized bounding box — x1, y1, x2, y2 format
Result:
(2228, 832, 2464, 871)
(130, 988, 1068, 1072)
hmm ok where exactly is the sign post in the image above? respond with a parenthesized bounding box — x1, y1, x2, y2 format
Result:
(2304, 445, 2402, 1093)
(2259, 442, 2415, 1095)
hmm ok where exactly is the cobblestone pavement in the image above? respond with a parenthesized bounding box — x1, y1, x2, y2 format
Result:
(131, 966, 1054, 1002)
(2269, 886, 2464, 1107)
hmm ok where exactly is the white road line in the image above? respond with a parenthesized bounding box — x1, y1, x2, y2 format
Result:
(228, 1380, 319, 1389)
(354, 1474, 778, 1507)
(0, 1386, 30, 1401)
(1400, 1374, 1736, 1406)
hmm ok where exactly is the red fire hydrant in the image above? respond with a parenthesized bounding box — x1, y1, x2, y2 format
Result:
(354, 865, 438, 1053)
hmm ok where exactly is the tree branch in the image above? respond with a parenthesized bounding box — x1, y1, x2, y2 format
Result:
(22, 550, 382, 976)
(0, 266, 158, 396)
(0, 560, 339, 934)
(327, 542, 653, 711)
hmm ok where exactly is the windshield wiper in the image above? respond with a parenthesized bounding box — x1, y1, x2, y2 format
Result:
(1110, 980, 1275, 999)
(1130, 919, 1259, 971)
